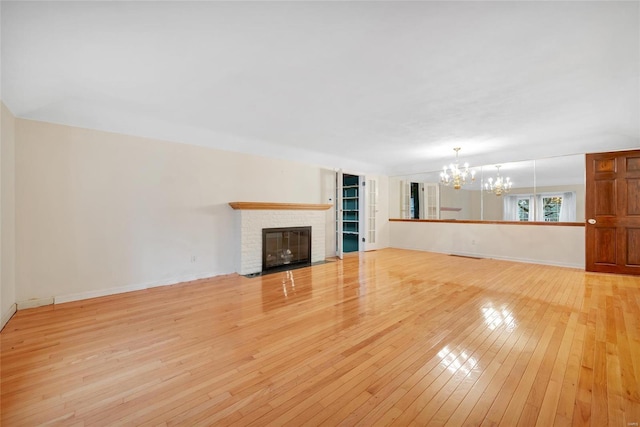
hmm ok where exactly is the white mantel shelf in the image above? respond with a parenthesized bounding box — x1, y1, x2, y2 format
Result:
(229, 202, 332, 211)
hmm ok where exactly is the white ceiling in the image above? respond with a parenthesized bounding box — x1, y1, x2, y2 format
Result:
(2, 1, 639, 175)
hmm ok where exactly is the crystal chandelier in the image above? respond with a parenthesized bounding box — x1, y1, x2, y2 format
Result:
(440, 147, 475, 190)
(484, 165, 512, 196)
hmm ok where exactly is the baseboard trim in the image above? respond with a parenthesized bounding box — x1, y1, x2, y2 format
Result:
(17, 297, 54, 310)
(1, 303, 17, 331)
(54, 284, 147, 304)
(397, 246, 585, 270)
(54, 271, 225, 305)
(487, 254, 584, 270)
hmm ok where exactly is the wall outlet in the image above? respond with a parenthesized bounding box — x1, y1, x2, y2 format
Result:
(471, 240, 476, 245)
(190, 255, 197, 263)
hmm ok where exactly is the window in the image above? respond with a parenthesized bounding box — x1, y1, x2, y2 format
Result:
(542, 196, 562, 222)
(517, 198, 530, 221)
(504, 192, 576, 222)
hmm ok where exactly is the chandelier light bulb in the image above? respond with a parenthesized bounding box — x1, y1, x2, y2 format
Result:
(440, 148, 475, 190)
(484, 165, 513, 196)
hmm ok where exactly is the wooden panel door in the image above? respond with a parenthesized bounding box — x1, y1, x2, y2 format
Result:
(585, 149, 640, 275)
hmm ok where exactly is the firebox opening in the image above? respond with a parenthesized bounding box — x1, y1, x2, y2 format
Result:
(262, 226, 311, 273)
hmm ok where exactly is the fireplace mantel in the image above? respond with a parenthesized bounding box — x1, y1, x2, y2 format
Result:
(231, 202, 329, 275)
(229, 202, 332, 211)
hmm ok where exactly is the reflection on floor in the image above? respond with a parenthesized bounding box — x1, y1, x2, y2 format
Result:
(2, 248, 639, 425)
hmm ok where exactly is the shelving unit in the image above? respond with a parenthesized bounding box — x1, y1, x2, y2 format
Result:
(342, 174, 360, 252)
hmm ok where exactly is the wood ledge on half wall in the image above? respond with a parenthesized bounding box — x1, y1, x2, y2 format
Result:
(389, 218, 585, 227)
(229, 202, 333, 210)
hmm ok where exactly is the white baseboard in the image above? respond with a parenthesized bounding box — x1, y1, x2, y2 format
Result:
(54, 284, 146, 304)
(393, 245, 585, 270)
(449, 250, 584, 270)
(17, 297, 54, 310)
(1, 303, 17, 331)
(53, 271, 224, 305)
(489, 254, 584, 270)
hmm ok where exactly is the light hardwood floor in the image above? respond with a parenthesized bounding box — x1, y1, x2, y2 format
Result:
(2, 248, 639, 426)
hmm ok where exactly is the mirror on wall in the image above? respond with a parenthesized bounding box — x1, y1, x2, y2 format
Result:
(527, 155, 585, 222)
(389, 154, 585, 223)
(481, 160, 535, 221)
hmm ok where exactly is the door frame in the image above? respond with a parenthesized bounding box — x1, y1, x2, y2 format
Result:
(336, 171, 375, 256)
(335, 170, 344, 259)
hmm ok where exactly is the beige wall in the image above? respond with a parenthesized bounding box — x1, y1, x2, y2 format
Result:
(390, 221, 585, 269)
(388, 177, 402, 218)
(482, 191, 504, 221)
(439, 186, 473, 220)
(15, 119, 349, 305)
(1, 103, 17, 329)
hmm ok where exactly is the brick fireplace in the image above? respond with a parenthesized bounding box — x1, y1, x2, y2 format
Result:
(229, 202, 332, 275)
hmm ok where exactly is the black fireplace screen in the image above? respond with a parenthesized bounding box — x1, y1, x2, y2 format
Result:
(262, 226, 311, 272)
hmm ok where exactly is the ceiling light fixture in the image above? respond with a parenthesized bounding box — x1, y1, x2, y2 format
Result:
(440, 147, 475, 190)
(484, 165, 512, 196)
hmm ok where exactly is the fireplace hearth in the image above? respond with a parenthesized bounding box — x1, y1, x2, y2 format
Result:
(262, 226, 312, 273)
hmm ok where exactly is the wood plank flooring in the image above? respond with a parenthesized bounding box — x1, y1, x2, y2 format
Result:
(2, 248, 640, 426)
